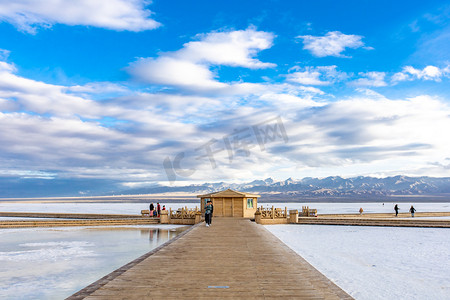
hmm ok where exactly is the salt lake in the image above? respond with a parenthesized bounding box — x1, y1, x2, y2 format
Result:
(1, 201, 449, 299)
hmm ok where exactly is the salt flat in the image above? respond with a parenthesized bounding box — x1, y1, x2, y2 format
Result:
(265, 224, 450, 300)
(1, 202, 449, 299)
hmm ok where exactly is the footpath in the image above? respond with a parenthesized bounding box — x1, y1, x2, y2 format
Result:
(68, 218, 353, 299)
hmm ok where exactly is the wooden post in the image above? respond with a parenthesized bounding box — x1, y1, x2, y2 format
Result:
(254, 210, 261, 224)
(194, 211, 202, 224)
(160, 210, 169, 224)
(272, 206, 274, 219)
(289, 210, 298, 223)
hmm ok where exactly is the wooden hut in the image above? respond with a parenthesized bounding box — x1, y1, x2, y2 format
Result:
(197, 189, 260, 218)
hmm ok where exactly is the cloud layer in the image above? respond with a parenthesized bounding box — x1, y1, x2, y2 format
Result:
(1, 21, 450, 191)
(128, 28, 275, 93)
(0, 0, 160, 33)
(297, 31, 371, 57)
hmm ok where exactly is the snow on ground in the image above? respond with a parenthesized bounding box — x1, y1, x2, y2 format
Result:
(265, 224, 450, 300)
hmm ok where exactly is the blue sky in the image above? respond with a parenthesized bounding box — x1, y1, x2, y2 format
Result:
(0, 0, 449, 194)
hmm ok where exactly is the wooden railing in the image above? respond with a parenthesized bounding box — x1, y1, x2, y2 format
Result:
(258, 206, 288, 219)
(169, 207, 199, 219)
(301, 206, 317, 217)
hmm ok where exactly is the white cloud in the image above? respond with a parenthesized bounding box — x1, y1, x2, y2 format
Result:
(178, 29, 276, 68)
(297, 31, 370, 58)
(0, 60, 16, 72)
(404, 65, 442, 80)
(350, 72, 387, 87)
(67, 82, 128, 94)
(0, 48, 10, 60)
(392, 65, 449, 83)
(279, 95, 450, 178)
(129, 57, 227, 90)
(286, 65, 348, 85)
(0, 61, 104, 117)
(127, 28, 275, 92)
(0, 112, 164, 178)
(390, 72, 410, 83)
(0, 0, 160, 33)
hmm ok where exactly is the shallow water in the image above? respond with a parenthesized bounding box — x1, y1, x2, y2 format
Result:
(0, 225, 188, 299)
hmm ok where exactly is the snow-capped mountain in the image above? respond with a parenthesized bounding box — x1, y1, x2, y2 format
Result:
(122, 175, 450, 200)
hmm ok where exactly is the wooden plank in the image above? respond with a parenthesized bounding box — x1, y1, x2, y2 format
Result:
(234, 198, 243, 217)
(224, 199, 232, 217)
(0, 218, 159, 228)
(213, 198, 223, 217)
(69, 218, 353, 299)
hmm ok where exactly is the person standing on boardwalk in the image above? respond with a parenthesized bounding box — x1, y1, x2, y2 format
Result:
(409, 205, 416, 217)
(157, 203, 161, 217)
(394, 204, 399, 217)
(205, 200, 213, 227)
(150, 203, 154, 215)
(210, 201, 213, 224)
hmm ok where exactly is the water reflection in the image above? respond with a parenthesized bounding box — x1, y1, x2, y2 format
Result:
(0, 225, 189, 300)
(145, 228, 178, 242)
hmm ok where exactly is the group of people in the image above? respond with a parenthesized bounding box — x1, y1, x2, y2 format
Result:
(358, 204, 417, 217)
(394, 204, 416, 217)
(149, 202, 165, 217)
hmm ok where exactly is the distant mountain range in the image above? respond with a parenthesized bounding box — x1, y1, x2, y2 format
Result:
(123, 176, 450, 201)
(2, 175, 450, 201)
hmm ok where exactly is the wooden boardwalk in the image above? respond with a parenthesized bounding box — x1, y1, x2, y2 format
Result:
(0, 212, 159, 228)
(0, 218, 159, 228)
(297, 217, 450, 228)
(69, 218, 353, 299)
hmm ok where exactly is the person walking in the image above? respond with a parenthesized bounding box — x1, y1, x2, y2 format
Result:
(205, 200, 213, 227)
(409, 205, 416, 217)
(157, 203, 161, 217)
(394, 204, 399, 217)
(359, 207, 364, 215)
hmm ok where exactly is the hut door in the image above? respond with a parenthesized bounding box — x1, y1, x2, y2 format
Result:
(224, 199, 233, 217)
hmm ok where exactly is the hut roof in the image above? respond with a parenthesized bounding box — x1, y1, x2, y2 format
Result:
(196, 188, 260, 198)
